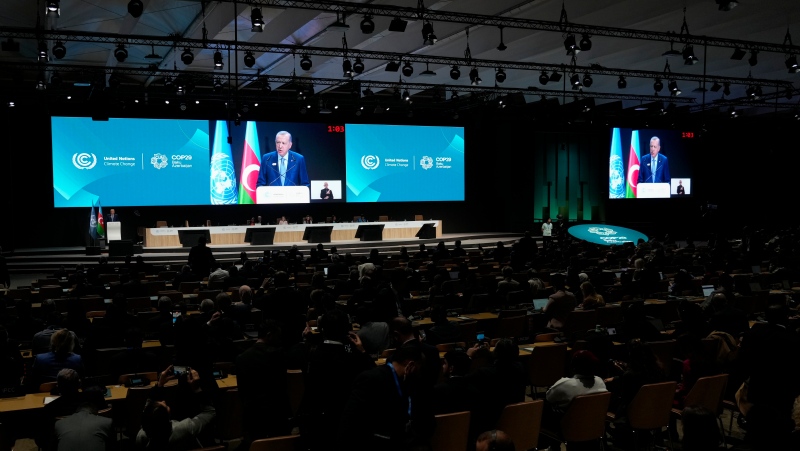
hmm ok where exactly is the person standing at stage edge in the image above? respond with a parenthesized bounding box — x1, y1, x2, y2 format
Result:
(256, 131, 311, 190)
(188, 236, 216, 278)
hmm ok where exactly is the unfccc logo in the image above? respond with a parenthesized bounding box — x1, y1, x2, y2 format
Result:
(588, 227, 617, 236)
(420, 156, 433, 170)
(72, 152, 97, 170)
(361, 155, 380, 170)
(151, 153, 168, 169)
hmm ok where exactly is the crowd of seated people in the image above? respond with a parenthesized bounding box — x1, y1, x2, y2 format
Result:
(1, 229, 800, 450)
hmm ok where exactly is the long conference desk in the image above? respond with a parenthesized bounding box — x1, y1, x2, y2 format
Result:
(144, 220, 443, 248)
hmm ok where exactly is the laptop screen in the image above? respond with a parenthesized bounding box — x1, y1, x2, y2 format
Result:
(702, 285, 715, 297)
(532, 298, 548, 311)
(449, 271, 459, 280)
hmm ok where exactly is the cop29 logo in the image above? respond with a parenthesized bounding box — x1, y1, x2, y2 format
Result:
(361, 155, 380, 170)
(72, 152, 97, 170)
(420, 156, 433, 170)
(151, 153, 168, 170)
(587, 227, 617, 236)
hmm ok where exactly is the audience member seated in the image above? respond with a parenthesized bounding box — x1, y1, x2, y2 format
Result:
(619, 301, 663, 343)
(89, 293, 137, 348)
(579, 281, 606, 310)
(673, 333, 718, 409)
(680, 405, 725, 451)
(354, 304, 393, 358)
(431, 241, 451, 263)
(259, 271, 307, 349)
(107, 327, 160, 383)
(147, 296, 176, 344)
(475, 430, 516, 451)
(543, 273, 577, 331)
(26, 329, 85, 390)
(424, 304, 462, 346)
(450, 240, 467, 258)
(230, 285, 254, 327)
(707, 292, 749, 338)
(32, 299, 68, 355)
(545, 350, 607, 413)
(495, 266, 521, 305)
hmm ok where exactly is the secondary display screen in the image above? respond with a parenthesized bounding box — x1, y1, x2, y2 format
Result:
(608, 127, 693, 200)
(52, 117, 465, 207)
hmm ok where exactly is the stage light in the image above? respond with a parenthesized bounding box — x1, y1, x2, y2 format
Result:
(422, 21, 437, 46)
(579, 34, 592, 51)
(723, 82, 731, 96)
(360, 15, 375, 34)
(402, 61, 414, 77)
(582, 73, 593, 88)
(617, 76, 627, 89)
(748, 50, 758, 66)
(37, 41, 48, 61)
(746, 85, 755, 98)
(175, 76, 186, 94)
(495, 68, 506, 83)
(668, 80, 681, 96)
(181, 48, 194, 65)
(786, 55, 799, 73)
(717, 0, 738, 11)
(653, 78, 664, 92)
(128, 0, 143, 18)
(710, 82, 722, 92)
(52, 41, 66, 59)
(570, 73, 581, 87)
(46, 1, 59, 13)
(389, 17, 408, 32)
(497, 26, 507, 51)
(36, 74, 46, 91)
(243, 51, 256, 68)
(403, 89, 411, 101)
(419, 63, 435, 77)
(353, 58, 365, 74)
(564, 34, 578, 54)
(730, 47, 746, 60)
(539, 72, 550, 85)
(213, 78, 223, 93)
(164, 76, 174, 89)
(300, 54, 312, 71)
(342, 58, 353, 77)
(549, 71, 562, 83)
(114, 44, 128, 62)
(469, 67, 481, 85)
(683, 45, 699, 65)
(450, 65, 460, 80)
(251, 8, 264, 32)
(213, 50, 224, 69)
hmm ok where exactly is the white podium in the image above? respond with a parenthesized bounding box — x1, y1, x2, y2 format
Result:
(256, 186, 310, 204)
(107, 221, 122, 241)
(637, 183, 670, 199)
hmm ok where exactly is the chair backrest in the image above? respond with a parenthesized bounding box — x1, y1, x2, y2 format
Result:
(216, 388, 243, 441)
(430, 411, 471, 451)
(123, 386, 154, 438)
(560, 391, 612, 443)
(39, 381, 58, 393)
(156, 221, 168, 228)
(249, 435, 301, 451)
(682, 374, 728, 415)
(179, 281, 202, 294)
(414, 214, 424, 221)
(496, 400, 544, 451)
(534, 332, 560, 342)
(378, 215, 389, 222)
(528, 343, 568, 387)
(562, 309, 598, 337)
(287, 370, 304, 418)
(627, 381, 678, 430)
(456, 321, 479, 343)
(646, 340, 677, 377)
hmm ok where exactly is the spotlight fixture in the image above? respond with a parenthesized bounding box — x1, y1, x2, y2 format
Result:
(36, 75, 46, 91)
(181, 48, 194, 65)
(300, 54, 312, 71)
(710, 82, 722, 92)
(128, 0, 143, 18)
(450, 65, 460, 80)
(729, 106, 738, 118)
(662, 41, 681, 58)
(469, 67, 481, 85)
(385, 60, 401, 72)
(692, 82, 707, 93)
(114, 44, 128, 62)
(746, 85, 756, 98)
(422, 21, 437, 45)
(342, 58, 353, 77)
(52, 41, 66, 59)
(582, 73, 593, 88)
(250, 8, 264, 32)
(46, 1, 60, 14)
(748, 50, 758, 66)
(451, 91, 459, 100)
(163, 76, 174, 89)
(360, 15, 375, 34)
(564, 34, 579, 55)
(579, 34, 592, 51)
(653, 78, 664, 92)
(549, 71, 562, 83)
(723, 82, 731, 96)
(402, 61, 414, 77)
(243, 51, 256, 68)
(716, 0, 738, 11)
(495, 68, 506, 83)
(353, 57, 365, 74)
(786, 55, 799, 73)
(403, 89, 411, 101)
(617, 76, 627, 89)
(389, 17, 408, 32)
(682, 45, 699, 65)
(570, 73, 582, 87)
(730, 47, 746, 60)
(213, 78, 223, 93)
(419, 63, 436, 77)
(37, 41, 48, 61)
(213, 50, 224, 69)
(668, 80, 681, 96)
(539, 72, 550, 85)
(497, 26, 507, 51)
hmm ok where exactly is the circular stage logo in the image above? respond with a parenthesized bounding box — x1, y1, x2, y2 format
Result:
(420, 156, 433, 170)
(568, 224, 648, 246)
(72, 152, 97, 170)
(150, 153, 168, 170)
(361, 155, 380, 170)
(587, 227, 617, 236)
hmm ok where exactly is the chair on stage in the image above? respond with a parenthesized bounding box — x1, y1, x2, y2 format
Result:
(378, 215, 389, 222)
(414, 214, 424, 221)
(156, 221, 168, 228)
(430, 411, 471, 451)
(541, 391, 612, 450)
(495, 400, 544, 451)
(249, 435, 301, 451)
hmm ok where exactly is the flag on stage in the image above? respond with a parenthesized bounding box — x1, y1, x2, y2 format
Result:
(608, 127, 626, 198)
(626, 130, 640, 198)
(237, 121, 262, 204)
(96, 202, 105, 238)
(210, 120, 237, 204)
(89, 202, 97, 240)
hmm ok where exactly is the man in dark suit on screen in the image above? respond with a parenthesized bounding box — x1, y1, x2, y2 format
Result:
(637, 136, 671, 184)
(256, 131, 310, 189)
